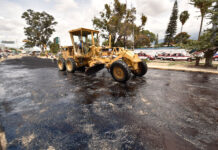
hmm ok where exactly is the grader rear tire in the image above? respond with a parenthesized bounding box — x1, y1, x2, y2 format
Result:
(57, 58, 66, 71)
(66, 58, 76, 73)
(110, 60, 131, 82)
(132, 61, 147, 77)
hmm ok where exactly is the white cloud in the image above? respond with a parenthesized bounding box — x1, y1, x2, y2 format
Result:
(0, 0, 25, 47)
(54, 0, 78, 12)
(0, 0, 213, 48)
(135, 0, 173, 16)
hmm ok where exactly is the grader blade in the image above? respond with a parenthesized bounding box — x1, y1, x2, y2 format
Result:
(85, 64, 105, 75)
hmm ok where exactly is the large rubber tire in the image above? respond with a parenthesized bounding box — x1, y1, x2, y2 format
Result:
(57, 58, 66, 71)
(66, 58, 76, 73)
(132, 61, 148, 77)
(110, 60, 131, 82)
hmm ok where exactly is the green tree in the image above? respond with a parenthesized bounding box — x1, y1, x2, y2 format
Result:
(182, 1, 217, 67)
(174, 32, 190, 44)
(179, 11, 190, 32)
(155, 34, 159, 47)
(92, 0, 150, 48)
(22, 9, 57, 52)
(181, 1, 217, 67)
(134, 30, 151, 48)
(190, 0, 213, 40)
(137, 30, 156, 47)
(208, 1, 218, 47)
(204, 1, 218, 66)
(49, 42, 60, 54)
(182, 31, 217, 66)
(164, 0, 178, 46)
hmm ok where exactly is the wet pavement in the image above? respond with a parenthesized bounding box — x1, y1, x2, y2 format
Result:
(0, 57, 217, 150)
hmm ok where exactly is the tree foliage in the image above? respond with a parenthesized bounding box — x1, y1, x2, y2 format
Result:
(92, 0, 155, 48)
(22, 9, 57, 52)
(49, 42, 60, 54)
(164, 0, 178, 46)
(154, 34, 159, 47)
(179, 11, 190, 32)
(208, 1, 218, 47)
(181, 0, 217, 67)
(174, 32, 190, 44)
(190, 0, 213, 40)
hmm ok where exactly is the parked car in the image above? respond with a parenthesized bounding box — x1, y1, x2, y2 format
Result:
(157, 53, 171, 60)
(213, 53, 218, 61)
(162, 53, 172, 60)
(169, 53, 192, 61)
(137, 52, 155, 60)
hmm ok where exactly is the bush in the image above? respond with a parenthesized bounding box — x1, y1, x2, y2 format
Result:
(40, 53, 46, 56)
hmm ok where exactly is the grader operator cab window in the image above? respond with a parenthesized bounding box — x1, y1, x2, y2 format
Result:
(69, 28, 99, 55)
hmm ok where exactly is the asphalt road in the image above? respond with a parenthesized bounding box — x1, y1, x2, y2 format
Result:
(0, 57, 217, 150)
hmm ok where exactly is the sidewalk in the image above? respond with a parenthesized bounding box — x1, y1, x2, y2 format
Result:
(147, 61, 218, 74)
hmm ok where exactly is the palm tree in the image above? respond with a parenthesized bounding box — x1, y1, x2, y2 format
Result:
(190, 0, 213, 40)
(179, 11, 190, 32)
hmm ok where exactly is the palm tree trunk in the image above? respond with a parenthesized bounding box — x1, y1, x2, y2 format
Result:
(195, 57, 200, 66)
(204, 50, 215, 67)
(41, 45, 44, 53)
(181, 25, 183, 32)
(198, 15, 204, 40)
(205, 56, 213, 67)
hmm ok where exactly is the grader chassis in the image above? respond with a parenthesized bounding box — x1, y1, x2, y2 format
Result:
(57, 28, 147, 82)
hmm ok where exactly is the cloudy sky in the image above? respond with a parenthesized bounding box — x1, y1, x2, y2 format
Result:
(0, 0, 212, 48)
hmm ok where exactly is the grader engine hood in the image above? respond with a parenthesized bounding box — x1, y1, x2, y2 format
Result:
(123, 50, 141, 63)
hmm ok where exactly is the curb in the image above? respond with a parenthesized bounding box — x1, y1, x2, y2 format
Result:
(148, 66, 218, 74)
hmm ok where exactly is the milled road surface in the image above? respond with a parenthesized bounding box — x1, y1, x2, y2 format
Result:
(0, 57, 217, 150)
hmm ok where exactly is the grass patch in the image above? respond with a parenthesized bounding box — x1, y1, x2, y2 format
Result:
(168, 62, 176, 66)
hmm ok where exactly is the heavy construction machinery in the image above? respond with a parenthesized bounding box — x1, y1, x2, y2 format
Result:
(57, 28, 147, 82)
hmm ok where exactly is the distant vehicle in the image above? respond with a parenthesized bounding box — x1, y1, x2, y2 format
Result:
(213, 53, 218, 61)
(157, 53, 171, 60)
(1, 53, 8, 58)
(29, 51, 40, 56)
(169, 53, 192, 61)
(138, 52, 155, 60)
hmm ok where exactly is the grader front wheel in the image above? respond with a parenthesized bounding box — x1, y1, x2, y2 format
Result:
(132, 61, 147, 77)
(110, 60, 131, 82)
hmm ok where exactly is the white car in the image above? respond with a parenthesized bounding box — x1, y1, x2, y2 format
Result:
(169, 53, 192, 61)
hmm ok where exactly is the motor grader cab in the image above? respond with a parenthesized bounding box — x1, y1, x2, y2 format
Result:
(58, 27, 147, 82)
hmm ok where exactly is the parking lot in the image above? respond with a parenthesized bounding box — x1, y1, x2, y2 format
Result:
(0, 57, 218, 150)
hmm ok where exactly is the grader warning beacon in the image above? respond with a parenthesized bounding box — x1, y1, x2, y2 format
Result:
(57, 28, 147, 82)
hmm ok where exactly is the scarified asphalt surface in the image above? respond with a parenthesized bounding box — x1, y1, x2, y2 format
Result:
(0, 57, 217, 150)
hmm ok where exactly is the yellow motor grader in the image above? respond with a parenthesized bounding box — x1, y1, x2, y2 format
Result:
(57, 28, 147, 82)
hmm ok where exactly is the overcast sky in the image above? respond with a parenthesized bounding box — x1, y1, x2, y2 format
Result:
(0, 0, 212, 48)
